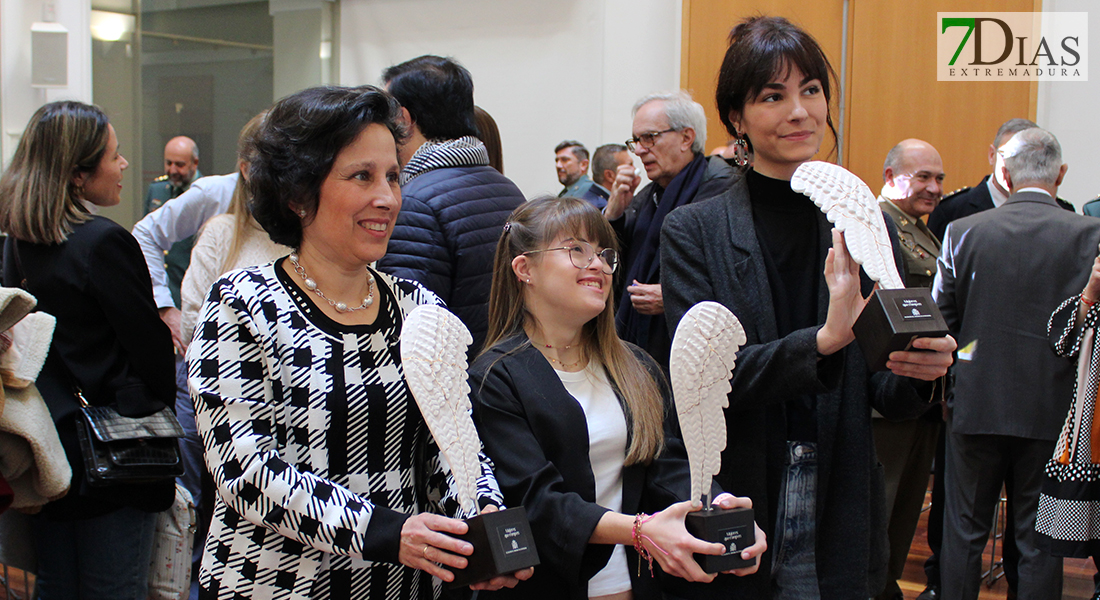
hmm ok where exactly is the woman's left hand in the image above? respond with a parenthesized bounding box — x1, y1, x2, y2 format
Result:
(885, 335, 957, 380)
(398, 513, 473, 582)
(712, 493, 766, 576)
(467, 505, 535, 590)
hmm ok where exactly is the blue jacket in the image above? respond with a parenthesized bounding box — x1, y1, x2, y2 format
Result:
(378, 165, 525, 355)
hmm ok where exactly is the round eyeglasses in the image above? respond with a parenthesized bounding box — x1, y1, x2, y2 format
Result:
(523, 240, 619, 274)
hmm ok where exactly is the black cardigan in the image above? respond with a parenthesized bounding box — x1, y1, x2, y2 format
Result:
(469, 335, 730, 600)
(3, 216, 176, 519)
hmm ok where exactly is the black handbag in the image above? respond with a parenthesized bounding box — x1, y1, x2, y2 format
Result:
(73, 385, 185, 486)
(6, 237, 185, 486)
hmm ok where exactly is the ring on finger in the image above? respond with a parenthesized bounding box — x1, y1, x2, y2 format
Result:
(422, 544, 430, 560)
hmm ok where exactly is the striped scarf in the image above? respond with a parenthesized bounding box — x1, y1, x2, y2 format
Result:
(400, 136, 490, 185)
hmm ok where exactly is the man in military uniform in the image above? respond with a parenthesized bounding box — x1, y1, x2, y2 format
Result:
(873, 138, 946, 600)
(143, 136, 201, 309)
(555, 140, 607, 208)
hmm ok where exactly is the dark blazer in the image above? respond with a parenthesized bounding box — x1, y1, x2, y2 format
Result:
(660, 170, 932, 599)
(929, 175, 1076, 240)
(2, 217, 176, 519)
(469, 336, 724, 600)
(928, 176, 995, 242)
(378, 165, 525, 357)
(934, 191, 1100, 440)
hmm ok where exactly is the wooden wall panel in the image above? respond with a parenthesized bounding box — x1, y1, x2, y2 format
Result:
(681, 0, 843, 161)
(844, 0, 1035, 194)
(682, 0, 1038, 197)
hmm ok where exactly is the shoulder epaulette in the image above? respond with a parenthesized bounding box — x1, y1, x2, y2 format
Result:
(941, 186, 972, 201)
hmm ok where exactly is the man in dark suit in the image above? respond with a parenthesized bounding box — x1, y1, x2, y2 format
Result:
(934, 127, 1100, 600)
(920, 117, 1073, 600)
(928, 119, 1035, 241)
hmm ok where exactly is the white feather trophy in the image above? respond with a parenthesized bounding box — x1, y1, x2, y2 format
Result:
(791, 161, 905, 290)
(400, 305, 481, 516)
(670, 301, 747, 509)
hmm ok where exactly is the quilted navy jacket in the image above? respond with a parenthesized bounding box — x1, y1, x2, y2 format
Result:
(377, 165, 525, 356)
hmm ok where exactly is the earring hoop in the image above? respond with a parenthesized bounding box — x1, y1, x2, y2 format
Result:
(732, 134, 750, 168)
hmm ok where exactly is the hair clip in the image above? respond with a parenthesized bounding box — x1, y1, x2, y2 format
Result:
(503, 222, 513, 233)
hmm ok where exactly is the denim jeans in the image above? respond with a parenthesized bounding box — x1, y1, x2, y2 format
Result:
(33, 506, 157, 599)
(771, 441, 821, 600)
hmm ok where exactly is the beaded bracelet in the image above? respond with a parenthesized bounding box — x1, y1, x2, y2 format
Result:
(631, 513, 669, 577)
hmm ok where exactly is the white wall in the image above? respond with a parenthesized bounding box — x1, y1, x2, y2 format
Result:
(339, 0, 681, 199)
(1035, 0, 1098, 208)
(1, 0, 93, 165)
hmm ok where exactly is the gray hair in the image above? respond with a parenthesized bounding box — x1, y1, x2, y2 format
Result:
(882, 142, 906, 181)
(994, 118, 1037, 149)
(1001, 127, 1062, 186)
(632, 90, 706, 154)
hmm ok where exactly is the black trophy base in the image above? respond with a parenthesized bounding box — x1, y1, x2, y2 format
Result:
(448, 506, 540, 588)
(852, 287, 950, 372)
(684, 506, 755, 573)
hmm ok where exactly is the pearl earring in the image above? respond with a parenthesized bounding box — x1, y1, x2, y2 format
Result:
(298, 209, 307, 218)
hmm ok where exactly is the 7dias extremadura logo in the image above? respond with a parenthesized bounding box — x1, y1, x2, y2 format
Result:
(938, 12, 1087, 81)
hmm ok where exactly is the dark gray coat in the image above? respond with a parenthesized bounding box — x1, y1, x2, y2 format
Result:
(934, 190, 1100, 440)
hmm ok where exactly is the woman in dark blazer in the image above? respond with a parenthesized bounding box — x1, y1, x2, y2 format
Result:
(0, 101, 176, 599)
(470, 197, 764, 600)
(659, 16, 956, 600)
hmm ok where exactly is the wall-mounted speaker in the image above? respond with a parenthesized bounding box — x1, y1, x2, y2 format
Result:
(31, 22, 68, 88)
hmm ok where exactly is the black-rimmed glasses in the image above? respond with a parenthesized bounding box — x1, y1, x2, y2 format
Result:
(523, 240, 619, 274)
(625, 128, 677, 153)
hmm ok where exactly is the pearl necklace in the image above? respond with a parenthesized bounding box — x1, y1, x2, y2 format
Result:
(288, 253, 375, 313)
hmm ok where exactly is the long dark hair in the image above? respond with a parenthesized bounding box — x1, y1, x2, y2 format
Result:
(716, 16, 838, 157)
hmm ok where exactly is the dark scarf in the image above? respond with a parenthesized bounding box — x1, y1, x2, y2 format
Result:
(615, 152, 708, 355)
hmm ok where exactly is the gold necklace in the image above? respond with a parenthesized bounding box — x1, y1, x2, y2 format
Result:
(545, 354, 586, 370)
(289, 253, 375, 313)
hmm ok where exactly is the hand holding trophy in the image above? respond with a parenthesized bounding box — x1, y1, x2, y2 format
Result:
(401, 305, 540, 587)
(792, 161, 949, 370)
(670, 301, 756, 572)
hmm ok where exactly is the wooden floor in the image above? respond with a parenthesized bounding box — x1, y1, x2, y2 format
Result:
(899, 489, 1096, 600)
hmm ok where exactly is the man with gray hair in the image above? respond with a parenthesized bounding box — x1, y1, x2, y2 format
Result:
(934, 127, 1100, 600)
(604, 89, 735, 368)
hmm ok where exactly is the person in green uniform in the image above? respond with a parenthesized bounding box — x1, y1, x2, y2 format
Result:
(873, 138, 947, 600)
(144, 135, 201, 308)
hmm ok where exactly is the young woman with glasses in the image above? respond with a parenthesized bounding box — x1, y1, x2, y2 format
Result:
(660, 16, 957, 600)
(469, 196, 765, 600)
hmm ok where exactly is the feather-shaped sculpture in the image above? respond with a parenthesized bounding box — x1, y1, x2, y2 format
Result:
(670, 302, 747, 508)
(791, 161, 906, 290)
(400, 305, 481, 516)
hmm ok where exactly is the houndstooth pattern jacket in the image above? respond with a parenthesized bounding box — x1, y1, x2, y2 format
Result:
(187, 261, 502, 600)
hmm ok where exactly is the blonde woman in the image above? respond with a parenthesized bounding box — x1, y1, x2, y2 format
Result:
(470, 196, 765, 600)
(0, 101, 175, 599)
